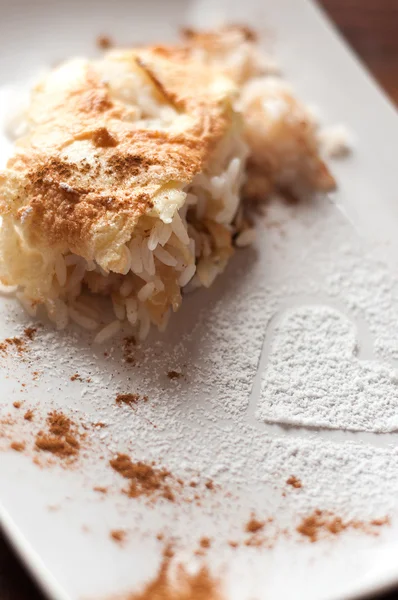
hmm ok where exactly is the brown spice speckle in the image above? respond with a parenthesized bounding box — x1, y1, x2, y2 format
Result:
(13, 401, 21, 409)
(10, 441, 25, 452)
(297, 510, 390, 543)
(97, 35, 113, 50)
(70, 373, 83, 382)
(109, 453, 175, 502)
(167, 370, 182, 380)
(286, 475, 302, 489)
(116, 393, 148, 406)
(24, 409, 34, 421)
(35, 411, 81, 461)
(0, 337, 26, 355)
(245, 518, 265, 534)
(125, 544, 221, 600)
(110, 529, 126, 544)
(23, 327, 37, 340)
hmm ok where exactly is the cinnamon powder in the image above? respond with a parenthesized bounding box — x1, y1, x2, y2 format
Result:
(23, 327, 37, 340)
(116, 393, 148, 407)
(167, 371, 182, 380)
(125, 546, 222, 600)
(35, 411, 81, 460)
(297, 510, 390, 543)
(286, 476, 302, 489)
(0, 337, 26, 355)
(97, 35, 113, 50)
(10, 441, 25, 452)
(110, 529, 126, 544)
(110, 453, 175, 502)
(24, 409, 34, 421)
(245, 518, 264, 534)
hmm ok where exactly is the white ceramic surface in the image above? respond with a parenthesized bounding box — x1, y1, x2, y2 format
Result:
(1, 1, 398, 599)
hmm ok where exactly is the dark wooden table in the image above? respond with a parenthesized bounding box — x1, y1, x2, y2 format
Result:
(1, 1, 397, 598)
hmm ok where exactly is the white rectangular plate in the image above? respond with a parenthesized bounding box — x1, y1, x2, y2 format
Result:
(1, 1, 398, 599)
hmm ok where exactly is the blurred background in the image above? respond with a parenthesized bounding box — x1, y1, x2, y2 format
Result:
(0, 0, 397, 598)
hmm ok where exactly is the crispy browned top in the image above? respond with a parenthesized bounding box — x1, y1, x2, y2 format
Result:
(0, 42, 237, 269)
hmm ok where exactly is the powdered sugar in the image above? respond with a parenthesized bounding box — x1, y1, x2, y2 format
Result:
(257, 305, 398, 432)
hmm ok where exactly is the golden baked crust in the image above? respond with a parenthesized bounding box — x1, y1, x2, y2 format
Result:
(0, 47, 237, 272)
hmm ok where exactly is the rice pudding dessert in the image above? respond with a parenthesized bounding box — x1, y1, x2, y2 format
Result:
(0, 26, 334, 341)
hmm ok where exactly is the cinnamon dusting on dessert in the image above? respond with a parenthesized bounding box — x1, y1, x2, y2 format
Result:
(0, 327, 37, 356)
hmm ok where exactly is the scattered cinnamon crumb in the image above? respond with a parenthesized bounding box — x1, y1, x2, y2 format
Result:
(0, 328, 36, 356)
(167, 370, 182, 380)
(97, 35, 113, 50)
(35, 411, 81, 461)
(23, 327, 36, 340)
(13, 401, 21, 409)
(228, 541, 238, 548)
(157, 533, 164, 541)
(205, 480, 214, 491)
(286, 476, 302, 489)
(116, 393, 148, 406)
(24, 409, 34, 421)
(110, 529, 126, 544)
(109, 453, 175, 502)
(0, 337, 26, 356)
(371, 517, 390, 527)
(10, 441, 25, 452)
(93, 486, 108, 494)
(297, 510, 390, 543)
(125, 544, 222, 600)
(245, 518, 265, 534)
(70, 373, 83, 382)
(200, 537, 211, 549)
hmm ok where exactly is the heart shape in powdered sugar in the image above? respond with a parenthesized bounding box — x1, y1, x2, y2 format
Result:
(256, 304, 398, 433)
